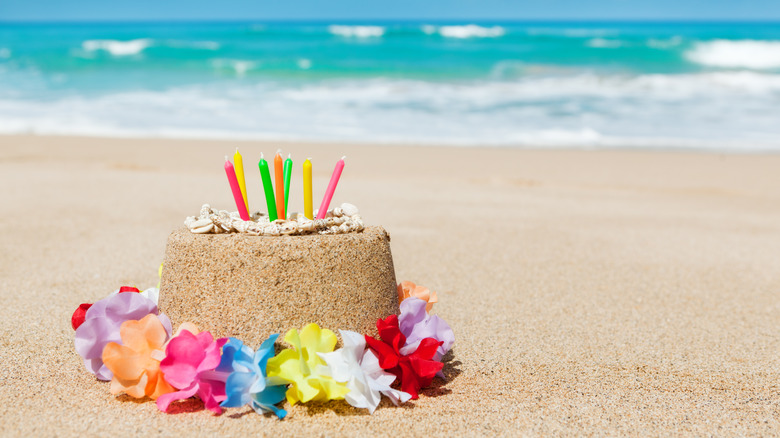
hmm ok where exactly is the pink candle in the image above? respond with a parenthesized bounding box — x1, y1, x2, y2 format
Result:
(316, 156, 345, 219)
(225, 156, 250, 221)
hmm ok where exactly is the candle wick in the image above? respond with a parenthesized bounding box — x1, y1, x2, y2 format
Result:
(341, 155, 347, 161)
(225, 155, 229, 161)
(235, 147, 239, 154)
(288, 153, 291, 159)
(276, 148, 282, 155)
(261, 152, 264, 159)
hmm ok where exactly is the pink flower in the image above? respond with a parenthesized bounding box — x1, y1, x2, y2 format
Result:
(156, 330, 228, 414)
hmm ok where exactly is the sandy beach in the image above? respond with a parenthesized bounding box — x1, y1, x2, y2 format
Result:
(1, 134, 779, 436)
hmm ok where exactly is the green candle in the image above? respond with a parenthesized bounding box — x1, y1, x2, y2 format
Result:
(283, 154, 292, 218)
(258, 153, 278, 221)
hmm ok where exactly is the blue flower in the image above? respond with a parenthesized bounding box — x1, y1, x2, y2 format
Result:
(219, 335, 288, 419)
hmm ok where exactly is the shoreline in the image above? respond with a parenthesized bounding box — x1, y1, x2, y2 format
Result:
(3, 133, 779, 154)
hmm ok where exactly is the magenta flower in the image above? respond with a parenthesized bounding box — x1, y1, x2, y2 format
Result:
(74, 291, 170, 380)
(156, 329, 228, 414)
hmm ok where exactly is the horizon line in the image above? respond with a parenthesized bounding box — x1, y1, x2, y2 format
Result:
(2, 18, 780, 25)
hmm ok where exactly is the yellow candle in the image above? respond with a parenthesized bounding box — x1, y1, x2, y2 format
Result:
(303, 158, 313, 219)
(233, 148, 249, 212)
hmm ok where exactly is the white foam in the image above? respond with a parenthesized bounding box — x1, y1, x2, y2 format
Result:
(586, 38, 623, 48)
(437, 25, 505, 39)
(1, 72, 780, 150)
(686, 39, 780, 69)
(81, 39, 153, 56)
(647, 36, 683, 49)
(527, 28, 617, 38)
(164, 40, 220, 50)
(421, 25, 437, 35)
(210, 59, 257, 77)
(297, 58, 312, 70)
(0, 48, 10, 59)
(328, 25, 385, 38)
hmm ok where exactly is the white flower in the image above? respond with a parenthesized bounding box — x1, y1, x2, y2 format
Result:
(108, 287, 159, 306)
(318, 330, 411, 413)
(139, 287, 159, 306)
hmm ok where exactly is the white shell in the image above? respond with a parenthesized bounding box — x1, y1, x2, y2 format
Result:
(280, 222, 298, 235)
(341, 203, 359, 217)
(192, 223, 215, 234)
(187, 202, 365, 236)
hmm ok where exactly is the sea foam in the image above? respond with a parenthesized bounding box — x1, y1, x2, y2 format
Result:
(685, 40, 780, 69)
(435, 24, 505, 38)
(586, 38, 623, 48)
(1, 72, 779, 150)
(82, 39, 153, 56)
(328, 25, 385, 38)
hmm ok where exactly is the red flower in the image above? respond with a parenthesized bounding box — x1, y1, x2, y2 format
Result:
(70, 286, 141, 330)
(364, 314, 443, 399)
(71, 303, 93, 330)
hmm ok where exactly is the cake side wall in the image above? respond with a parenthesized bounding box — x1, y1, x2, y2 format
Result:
(159, 226, 399, 346)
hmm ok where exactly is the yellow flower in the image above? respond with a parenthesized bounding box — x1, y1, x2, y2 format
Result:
(266, 323, 349, 405)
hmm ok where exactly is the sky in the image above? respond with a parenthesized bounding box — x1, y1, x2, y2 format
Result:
(1, 0, 779, 22)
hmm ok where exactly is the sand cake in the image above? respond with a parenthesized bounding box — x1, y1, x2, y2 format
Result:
(159, 226, 399, 345)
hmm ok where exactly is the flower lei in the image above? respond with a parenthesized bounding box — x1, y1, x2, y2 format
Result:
(72, 281, 453, 417)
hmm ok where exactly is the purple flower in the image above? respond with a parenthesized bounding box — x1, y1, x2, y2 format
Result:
(74, 291, 170, 380)
(398, 298, 454, 363)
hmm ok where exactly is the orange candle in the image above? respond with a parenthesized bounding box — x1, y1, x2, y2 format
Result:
(274, 150, 285, 220)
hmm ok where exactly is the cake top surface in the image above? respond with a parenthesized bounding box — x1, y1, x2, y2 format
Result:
(185, 202, 364, 236)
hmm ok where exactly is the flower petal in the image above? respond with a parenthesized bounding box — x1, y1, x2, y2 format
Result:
(102, 342, 144, 381)
(156, 384, 199, 413)
(221, 372, 256, 408)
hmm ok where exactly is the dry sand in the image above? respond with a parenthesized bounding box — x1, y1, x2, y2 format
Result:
(1, 135, 779, 436)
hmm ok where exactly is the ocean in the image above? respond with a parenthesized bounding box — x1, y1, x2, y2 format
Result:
(1, 21, 779, 150)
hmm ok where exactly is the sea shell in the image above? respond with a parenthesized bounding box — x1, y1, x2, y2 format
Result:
(298, 219, 315, 232)
(341, 203, 359, 217)
(233, 220, 249, 233)
(280, 222, 298, 235)
(264, 223, 281, 236)
(189, 218, 213, 228)
(186, 203, 366, 236)
(192, 223, 215, 234)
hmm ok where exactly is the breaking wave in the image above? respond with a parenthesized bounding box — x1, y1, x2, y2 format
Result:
(685, 40, 780, 69)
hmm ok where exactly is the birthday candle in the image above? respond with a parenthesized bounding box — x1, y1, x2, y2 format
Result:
(233, 148, 249, 212)
(283, 154, 292, 217)
(224, 156, 250, 221)
(258, 153, 278, 221)
(316, 156, 345, 219)
(274, 151, 285, 220)
(303, 158, 313, 219)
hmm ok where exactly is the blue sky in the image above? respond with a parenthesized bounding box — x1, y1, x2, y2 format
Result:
(1, 0, 778, 21)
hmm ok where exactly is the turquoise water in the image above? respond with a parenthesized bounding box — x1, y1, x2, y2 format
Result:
(1, 21, 779, 148)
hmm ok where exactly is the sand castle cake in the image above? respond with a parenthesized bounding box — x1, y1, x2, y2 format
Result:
(162, 202, 399, 346)
(71, 150, 454, 418)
